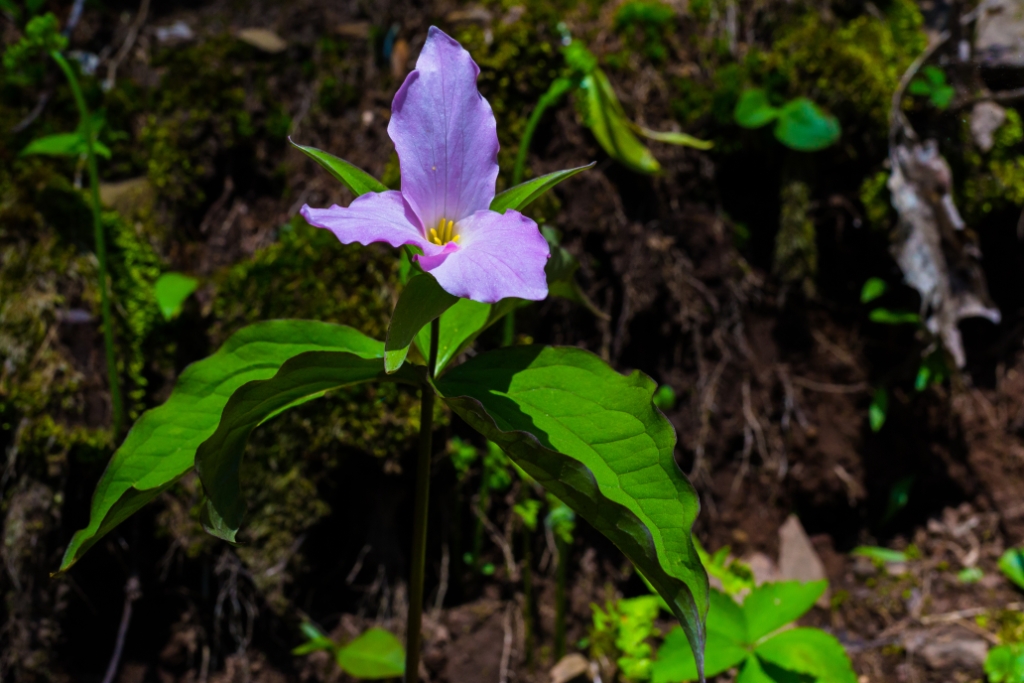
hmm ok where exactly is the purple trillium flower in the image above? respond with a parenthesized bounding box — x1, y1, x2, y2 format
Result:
(301, 27, 550, 304)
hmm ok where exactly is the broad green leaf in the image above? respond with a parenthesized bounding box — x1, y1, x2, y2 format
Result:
(742, 581, 827, 643)
(735, 656, 776, 683)
(773, 98, 840, 152)
(580, 70, 661, 174)
(734, 89, 779, 129)
(384, 273, 457, 373)
(868, 308, 919, 324)
(491, 163, 595, 214)
(197, 351, 420, 541)
(652, 590, 749, 682)
(636, 126, 714, 150)
(851, 546, 908, 564)
(154, 272, 199, 321)
(335, 628, 405, 679)
(413, 297, 519, 375)
(754, 628, 856, 683)
(869, 387, 888, 433)
(999, 547, 1024, 590)
(986, 643, 1024, 683)
(860, 278, 887, 303)
(57, 321, 386, 573)
(21, 132, 85, 157)
(289, 138, 387, 196)
(435, 346, 708, 674)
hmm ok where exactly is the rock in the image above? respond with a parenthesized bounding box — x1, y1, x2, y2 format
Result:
(904, 627, 988, 670)
(335, 22, 370, 39)
(98, 177, 154, 217)
(744, 551, 780, 586)
(549, 653, 592, 683)
(976, 0, 1024, 67)
(154, 20, 194, 44)
(778, 515, 830, 606)
(971, 102, 1008, 152)
(237, 28, 287, 54)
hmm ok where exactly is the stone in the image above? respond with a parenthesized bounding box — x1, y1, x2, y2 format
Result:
(778, 515, 830, 606)
(98, 177, 154, 217)
(550, 653, 592, 683)
(903, 627, 988, 670)
(971, 102, 1008, 152)
(237, 28, 287, 54)
(976, 0, 1024, 68)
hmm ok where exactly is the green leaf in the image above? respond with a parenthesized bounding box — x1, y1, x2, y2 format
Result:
(869, 387, 888, 432)
(868, 308, 920, 324)
(735, 656, 777, 683)
(742, 581, 827, 642)
(986, 643, 1024, 683)
(197, 350, 419, 541)
(773, 98, 840, 152)
(384, 273, 458, 373)
(435, 345, 708, 674)
(931, 85, 954, 110)
(490, 163, 595, 214)
(21, 132, 85, 157)
(580, 70, 661, 174)
(413, 297, 519, 376)
(999, 547, 1024, 590)
(292, 622, 336, 656)
(754, 628, 856, 683)
(154, 272, 199, 321)
(860, 278, 887, 303)
(57, 321, 387, 573)
(289, 138, 387, 196)
(923, 65, 946, 86)
(734, 89, 779, 129)
(652, 591, 749, 682)
(636, 126, 714, 150)
(907, 79, 933, 96)
(335, 628, 405, 679)
(851, 546, 908, 564)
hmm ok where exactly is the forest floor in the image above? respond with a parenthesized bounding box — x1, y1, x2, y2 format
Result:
(2, 0, 1024, 682)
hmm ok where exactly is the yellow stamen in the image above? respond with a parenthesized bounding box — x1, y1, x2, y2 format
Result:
(428, 218, 458, 245)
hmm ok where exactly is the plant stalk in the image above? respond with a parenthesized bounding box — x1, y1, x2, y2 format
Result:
(405, 318, 439, 683)
(51, 51, 124, 436)
(554, 533, 568, 661)
(511, 77, 574, 186)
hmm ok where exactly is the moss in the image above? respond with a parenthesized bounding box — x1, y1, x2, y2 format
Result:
(960, 108, 1024, 221)
(860, 169, 892, 231)
(774, 180, 817, 297)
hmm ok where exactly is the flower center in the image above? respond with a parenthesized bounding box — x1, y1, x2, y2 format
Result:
(428, 218, 460, 246)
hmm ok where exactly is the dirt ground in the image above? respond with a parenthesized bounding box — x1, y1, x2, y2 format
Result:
(2, 0, 1024, 682)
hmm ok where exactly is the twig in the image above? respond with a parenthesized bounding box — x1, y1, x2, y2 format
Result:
(10, 92, 50, 133)
(498, 603, 515, 683)
(346, 544, 372, 584)
(101, 575, 141, 683)
(472, 501, 519, 581)
(920, 603, 1023, 625)
(64, 0, 87, 36)
(103, 0, 150, 92)
(432, 542, 449, 613)
(790, 376, 869, 394)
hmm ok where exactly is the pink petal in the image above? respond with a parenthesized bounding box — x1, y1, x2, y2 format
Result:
(300, 190, 440, 253)
(416, 210, 550, 303)
(389, 27, 499, 229)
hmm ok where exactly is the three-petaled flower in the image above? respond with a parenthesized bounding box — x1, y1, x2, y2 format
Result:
(301, 27, 551, 304)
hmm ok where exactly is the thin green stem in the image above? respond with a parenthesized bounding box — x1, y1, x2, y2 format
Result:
(404, 318, 439, 683)
(501, 309, 515, 347)
(51, 51, 124, 436)
(511, 77, 574, 187)
(554, 533, 568, 661)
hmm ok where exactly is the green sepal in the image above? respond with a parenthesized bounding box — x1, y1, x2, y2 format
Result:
(289, 138, 387, 196)
(490, 163, 595, 214)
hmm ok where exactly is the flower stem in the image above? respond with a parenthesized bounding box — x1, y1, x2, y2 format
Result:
(405, 318, 439, 683)
(51, 51, 124, 437)
(511, 76, 574, 186)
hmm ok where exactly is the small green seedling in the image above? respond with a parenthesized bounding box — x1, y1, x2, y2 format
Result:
(908, 65, 954, 110)
(987, 643, 1024, 683)
(734, 88, 840, 152)
(869, 387, 888, 432)
(999, 548, 1024, 591)
(860, 277, 888, 303)
(293, 623, 405, 679)
(653, 385, 677, 411)
(694, 538, 755, 597)
(957, 567, 984, 584)
(651, 581, 856, 683)
(851, 546, 908, 565)
(154, 273, 199, 321)
(915, 349, 949, 392)
(868, 308, 920, 325)
(591, 595, 664, 682)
